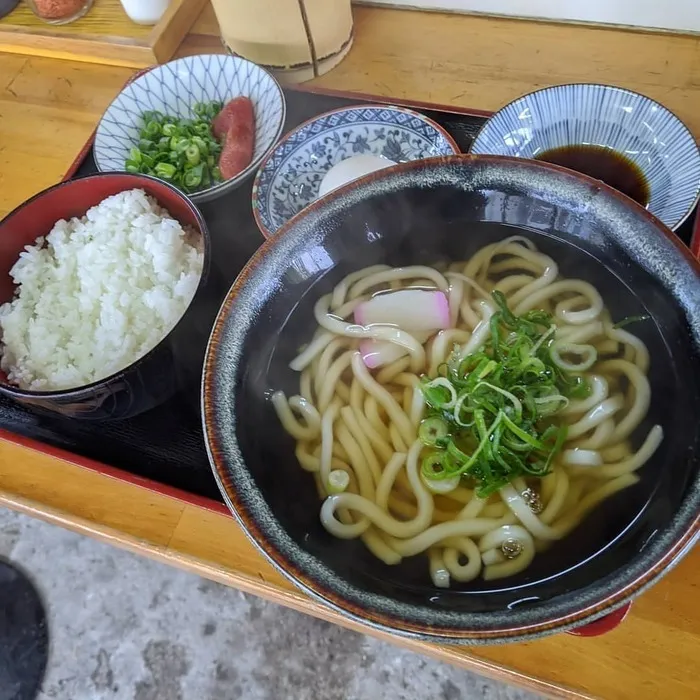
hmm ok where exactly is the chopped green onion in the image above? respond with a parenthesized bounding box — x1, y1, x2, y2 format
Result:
(477, 359, 498, 379)
(154, 162, 177, 179)
(418, 417, 449, 446)
(183, 163, 205, 190)
(185, 144, 201, 166)
(534, 393, 569, 415)
(144, 120, 161, 138)
(530, 324, 556, 356)
(418, 291, 588, 497)
(421, 451, 448, 478)
(327, 470, 350, 494)
(452, 393, 473, 427)
(170, 135, 187, 151)
(193, 122, 212, 138)
(422, 377, 458, 409)
(421, 472, 461, 494)
(192, 102, 208, 117)
(141, 110, 158, 122)
(126, 101, 225, 194)
(542, 426, 568, 472)
(492, 290, 518, 326)
(474, 381, 522, 420)
(191, 136, 209, 156)
(613, 314, 651, 329)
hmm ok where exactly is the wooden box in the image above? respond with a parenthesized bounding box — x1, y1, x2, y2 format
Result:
(0, 0, 209, 68)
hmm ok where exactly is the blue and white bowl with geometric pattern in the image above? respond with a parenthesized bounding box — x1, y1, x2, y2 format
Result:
(252, 105, 460, 237)
(470, 83, 700, 231)
(94, 55, 286, 204)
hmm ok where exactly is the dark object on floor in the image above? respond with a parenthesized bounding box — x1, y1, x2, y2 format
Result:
(0, 1, 20, 19)
(0, 560, 48, 700)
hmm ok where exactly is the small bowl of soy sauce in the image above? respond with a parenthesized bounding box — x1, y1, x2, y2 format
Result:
(470, 83, 700, 231)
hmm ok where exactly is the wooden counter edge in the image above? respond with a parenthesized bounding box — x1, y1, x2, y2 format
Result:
(0, 467, 587, 700)
(0, 0, 209, 68)
(0, 33, 154, 68)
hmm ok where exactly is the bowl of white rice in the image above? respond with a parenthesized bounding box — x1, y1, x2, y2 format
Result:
(0, 173, 211, 420)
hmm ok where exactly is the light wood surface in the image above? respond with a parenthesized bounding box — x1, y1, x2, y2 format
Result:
(183, 4, 700, 136)
(1, 5, 699, 699)
(0, 0, 207, 67)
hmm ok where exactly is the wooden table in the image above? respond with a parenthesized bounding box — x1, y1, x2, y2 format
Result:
(1, 5, 699, 699)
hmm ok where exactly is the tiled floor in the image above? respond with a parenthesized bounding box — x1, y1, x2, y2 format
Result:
(0, 507, 543, 700)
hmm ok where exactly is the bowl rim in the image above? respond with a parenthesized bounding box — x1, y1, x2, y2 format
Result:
(251, 102, 462, 238)
(93, 54, 287, 204)
(204, 153, 700, 643)
(469, 82, 700, 232)
(0, 172, 211, 399)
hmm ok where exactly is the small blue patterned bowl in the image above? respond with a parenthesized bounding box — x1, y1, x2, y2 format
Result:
(94, 55, 286, 204)
(470, 83, 700, 231)
(252, 105, 460, 237)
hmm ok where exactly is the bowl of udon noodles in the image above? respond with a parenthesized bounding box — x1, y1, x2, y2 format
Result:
(203, 154, 700, 643)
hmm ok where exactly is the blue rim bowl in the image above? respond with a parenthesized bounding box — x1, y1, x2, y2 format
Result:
(470, 83, 700, 231)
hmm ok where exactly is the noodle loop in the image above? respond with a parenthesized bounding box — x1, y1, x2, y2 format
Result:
(272, 239, 661, 585)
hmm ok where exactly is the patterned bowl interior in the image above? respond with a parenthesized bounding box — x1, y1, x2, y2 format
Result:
(470, 84, 700, 230)
(94, 55, 285, 202)
(252, 106, 460, 235)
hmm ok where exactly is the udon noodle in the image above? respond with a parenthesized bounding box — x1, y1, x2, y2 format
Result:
(272, 237, 662, 586)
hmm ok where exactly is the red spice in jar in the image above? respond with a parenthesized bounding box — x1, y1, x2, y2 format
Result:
(32, 0, 87, 20)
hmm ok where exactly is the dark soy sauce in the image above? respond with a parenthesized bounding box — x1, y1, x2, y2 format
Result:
(536, 144, 651, 206)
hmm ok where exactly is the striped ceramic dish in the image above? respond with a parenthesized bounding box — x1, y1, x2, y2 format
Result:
(94, 55, 286, 204)
(470, 84, 700, 231)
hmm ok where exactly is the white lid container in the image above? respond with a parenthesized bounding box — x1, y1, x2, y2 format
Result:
(119, 0, 171, 25)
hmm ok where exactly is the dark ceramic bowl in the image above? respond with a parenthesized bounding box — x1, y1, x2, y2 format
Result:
(203, 155, 700, 644)
(0, 173, 211, 420)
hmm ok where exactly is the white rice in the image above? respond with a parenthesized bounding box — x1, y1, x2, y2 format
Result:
(0, 189, 204, 391)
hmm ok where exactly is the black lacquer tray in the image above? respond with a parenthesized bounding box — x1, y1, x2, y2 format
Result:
(0, 85, 697, 508)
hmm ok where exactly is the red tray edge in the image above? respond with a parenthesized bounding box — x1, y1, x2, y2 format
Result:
(0, 426, 230, 516)
(12, 74, 683, 639)
(692, 214, 700, 259)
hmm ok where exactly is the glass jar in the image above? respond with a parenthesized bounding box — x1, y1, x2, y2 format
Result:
(27, 0, 93, 25)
